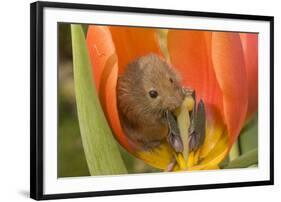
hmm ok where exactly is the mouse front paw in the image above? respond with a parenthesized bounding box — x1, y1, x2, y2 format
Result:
(182, 87, 195, 97)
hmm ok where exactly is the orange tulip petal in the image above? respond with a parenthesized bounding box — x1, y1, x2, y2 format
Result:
(109, 26, 163, 75)
(211, 32, 248, 145)
(168, 30, 224, 116)
(86, 26, 115, 91)
(168, 30, 226, 156)
(240, 33, 258, 120)
(86, 25, 135, 152)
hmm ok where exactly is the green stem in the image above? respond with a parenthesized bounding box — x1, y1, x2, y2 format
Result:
(224, 148, 258, 169)
(229, 140, 240, 161)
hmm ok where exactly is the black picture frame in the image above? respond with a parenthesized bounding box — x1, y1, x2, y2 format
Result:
(30, 1, 274, 200)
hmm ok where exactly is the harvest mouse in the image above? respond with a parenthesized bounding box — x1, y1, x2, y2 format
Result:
(117, 54, 185, 151)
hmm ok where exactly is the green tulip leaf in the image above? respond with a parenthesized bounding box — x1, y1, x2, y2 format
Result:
(71, 24, 127, 175)
(224, 148, 258, 169)
(239, 114, 258, 154)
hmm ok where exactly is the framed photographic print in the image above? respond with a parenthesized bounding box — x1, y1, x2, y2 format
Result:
(30, 1, 274, 200)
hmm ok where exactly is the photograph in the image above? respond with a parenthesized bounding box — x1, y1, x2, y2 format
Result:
(58, 23, 259, 177)
(30, 2, 273, 199)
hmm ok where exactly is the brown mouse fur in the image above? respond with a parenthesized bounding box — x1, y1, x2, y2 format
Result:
(117, 54, 184, 150)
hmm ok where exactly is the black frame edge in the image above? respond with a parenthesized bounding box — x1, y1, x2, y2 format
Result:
(30, 1, 44, 200)
(30, 1, 274, 200)
(269, 17, 274, 185)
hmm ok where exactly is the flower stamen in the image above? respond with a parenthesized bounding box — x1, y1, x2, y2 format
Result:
(173, 90, 206, 170)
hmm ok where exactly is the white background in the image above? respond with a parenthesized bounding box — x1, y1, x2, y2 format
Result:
(0, 0, 279, 201)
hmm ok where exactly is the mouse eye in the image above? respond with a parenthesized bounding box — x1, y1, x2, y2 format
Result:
(169, 78, 173, 83)
(149, 90, 158, 98)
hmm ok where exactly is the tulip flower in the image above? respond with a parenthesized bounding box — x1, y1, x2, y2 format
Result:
(86, 25, 258, 171)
